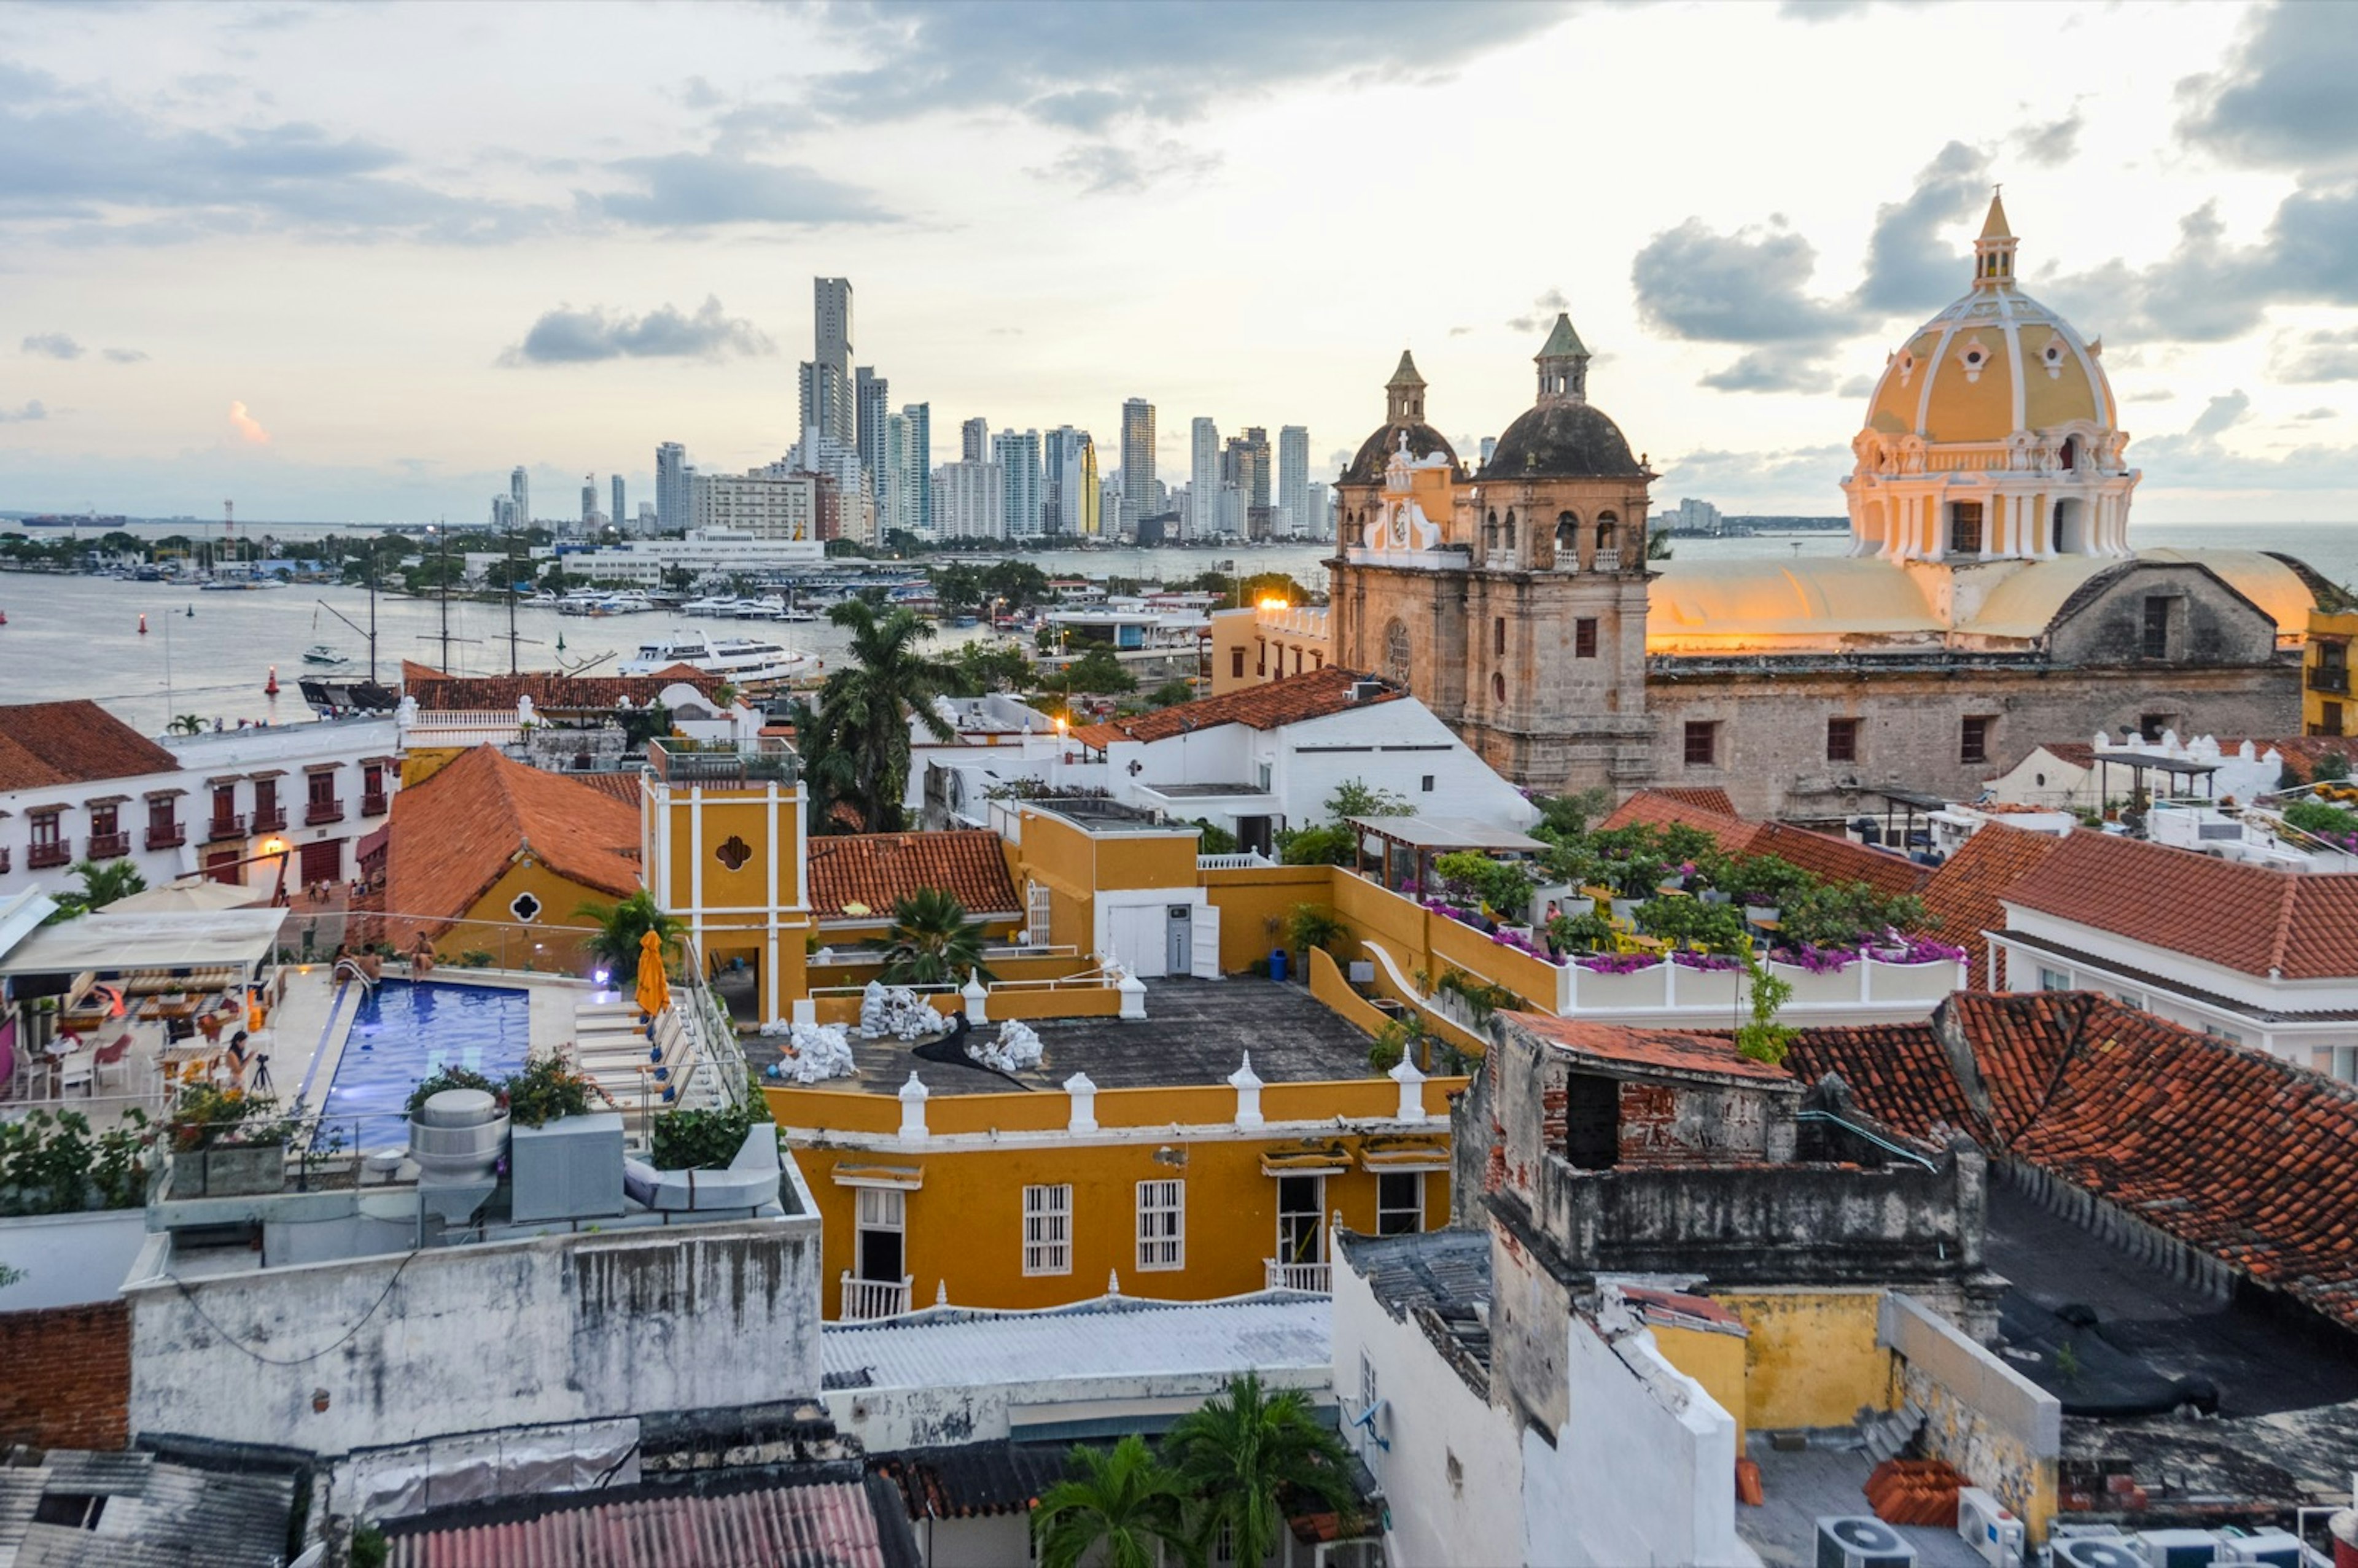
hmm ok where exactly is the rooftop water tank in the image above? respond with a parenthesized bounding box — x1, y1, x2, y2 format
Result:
(407, 1088, 508, 1185)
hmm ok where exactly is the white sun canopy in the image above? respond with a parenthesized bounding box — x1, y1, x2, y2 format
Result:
(0, 907, 287, 977)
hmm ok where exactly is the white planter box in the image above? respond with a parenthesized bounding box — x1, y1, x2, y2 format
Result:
(1567, 964, 1669, 1012)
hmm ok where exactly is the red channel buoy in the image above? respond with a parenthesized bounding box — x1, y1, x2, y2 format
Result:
(264, 666, 279, 696)
(138, 613, 149, 635)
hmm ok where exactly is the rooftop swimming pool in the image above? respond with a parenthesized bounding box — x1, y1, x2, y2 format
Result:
(315, 979, 532, 1149)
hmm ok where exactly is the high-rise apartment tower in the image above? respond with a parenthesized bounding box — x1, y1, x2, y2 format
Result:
(1119, 398, 1156, 532)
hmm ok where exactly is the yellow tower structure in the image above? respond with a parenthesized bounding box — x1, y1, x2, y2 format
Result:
(641, 737, 813, 1021)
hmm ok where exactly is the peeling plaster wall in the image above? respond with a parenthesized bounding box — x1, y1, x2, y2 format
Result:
(126, 1216, 822, 1457)
(1880, 1292, 2060, 1540)
(825, 1365, 1331, 1454)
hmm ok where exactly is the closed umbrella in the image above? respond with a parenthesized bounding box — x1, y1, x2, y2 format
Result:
(634, 928, 671, 1022)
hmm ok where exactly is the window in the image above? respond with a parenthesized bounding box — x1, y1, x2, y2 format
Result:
(1493, 617, 1506, 657)
(1492, 672, 1507, 703)
(1826, 717, 1859, 763)
(210, 783, 238, 830)
(2323, 701, 2346, 738)
(855, 1187, 905, 1284)
(1574, 618, 1598, 658)
(29, 809, 61, 847)
(2038, 967, 2069, 992)
(2330, 1047, 2358, 1085)
(1377, 1171, 1424, 1236)
(2139, 713, 2172, 743)
(2201, 1023, 2244, 1046)
(1959, 715, 1992, 765)
(2142, 596, 2172, 659)
(307, 771, 335, 808)
(1023, 1184, 1072, 1275)
(1230, 648, 1245, 680)
(253, 777, 280, 826)
(509, 891, 542, 923)
(1420, 775, 1435, 793)
(1137, 1179, 1184, 1270)
(1276, 1174, 1325, 1269)
(1683, 721, 1717, 767)
(1255, 638, 1266, 676)
(1948, 502, 1983, 555)
(147, 796, 177, 837)
(89, 803, 118, 838)
(1026, 880, 1053, 943)
(1357, 1352, 1380, 1464)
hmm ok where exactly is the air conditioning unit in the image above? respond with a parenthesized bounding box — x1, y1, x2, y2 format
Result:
(2138, 1529, 2224, 1567)
(1815, 1516, 1917, 1568)
(2216, 1528, 2306, 1567)
(2052, 1540, 2149, 1568)
(1955, 1487, 2025, 1567)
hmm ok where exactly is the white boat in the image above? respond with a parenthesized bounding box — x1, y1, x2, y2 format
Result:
(618, 630, 811, 684)
(681, 595, 744, 617)
(733, 596, 788, 620)
(302, 643, 348, 666)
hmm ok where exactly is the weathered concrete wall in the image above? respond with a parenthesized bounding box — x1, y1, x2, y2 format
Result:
(2045, 562, 2280, 669)
(1711, 1286, 1893, 1431)
(126, 1214, 822, 1457)
(0, 1301, 128, 1451)
(0, 1208, 149, 1310)
(825, 1363, 1330, 1454)
(1880, 1292, 2060, 1540)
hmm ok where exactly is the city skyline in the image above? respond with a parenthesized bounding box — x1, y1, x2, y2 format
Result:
(1, 2, 2354, 524)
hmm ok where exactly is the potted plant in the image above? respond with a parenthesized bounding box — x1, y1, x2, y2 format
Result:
(169, 1084, 295, 1198)
(503, 1054, 624, 1223)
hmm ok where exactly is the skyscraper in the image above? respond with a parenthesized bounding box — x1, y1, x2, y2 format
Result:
(1189, 417, 1219, 540)
(855, 367, 889, 493)
(1278, 425, 1309, 535)
(960, 417, 989, 464)
(656, 442, 688, 533)
(1043, 425, 1094, 537)
(798, 278, 854, 448)
(901, 403, 933, 538)
(993, 429, 1043, 541)
(510, 465, 529, 528)
(1078, 437, 1100, 536)
(935, 460, 1004, 540)
(610, 475, 627, 535)
(580, 473, 597, 527)
(1119, 398, 1155, 532)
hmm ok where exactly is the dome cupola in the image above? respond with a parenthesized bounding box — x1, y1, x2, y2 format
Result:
(1343, 349, 1460, 487)
(1482, 314, 1646, 481)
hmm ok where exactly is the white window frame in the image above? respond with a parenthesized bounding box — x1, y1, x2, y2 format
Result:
(1025, 879, 1053, 944)
(1376, 1170, 1425, 1236)
(1137, 1179, 1185, 1271)
(1275, 1173, 1326, 1265)
(2038, 966, 2070, 992)
(1023, 1183, 1073, 1276)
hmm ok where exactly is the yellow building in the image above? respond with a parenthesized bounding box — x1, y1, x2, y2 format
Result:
(640, 736, 815, 1020)
(2308, 606, 2358, 736)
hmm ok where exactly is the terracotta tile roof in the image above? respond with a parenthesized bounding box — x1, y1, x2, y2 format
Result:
(567, 770, 648, 806)
(1601, 790, 1928, 898)
(1790, 993, 2358, 1332)
(807, 829, 1019, 920)
(2026, 737, 2357, 775)
(0, 701, 179, 791)
(1074, 666, 1399, 747)
(1505, 1012, 1794, 1084)
(1999, 828, 2358, 980)
(400, 660, 723, 715)
(387, 1475, 896, 1568)
(1646, 786, 1738, 816)
(1919, 824, 2068, 984)
(384, 745, 641, 933)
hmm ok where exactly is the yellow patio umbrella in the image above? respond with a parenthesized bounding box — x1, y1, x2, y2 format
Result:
(634, 928, 671, 1022)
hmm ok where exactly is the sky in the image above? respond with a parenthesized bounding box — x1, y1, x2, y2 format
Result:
(2, 0, 2357, 526)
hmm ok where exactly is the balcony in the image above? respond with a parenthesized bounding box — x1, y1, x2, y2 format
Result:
(650, 737, 799, 787)
(2311, 666, 2349, 695)
(305, 799, 344, 826)
(146, 824, 186, 851)
(251, 807, 287, 834)
(26, 841, 69, 871)
(1593, 547, 1622, 573)
(206, 813, 247, 841)
(1264, 1259, 1332, 1294)
(360, 791, 390, 818)
(839, 1271, 912, 1321)
(88, 832, 131, 860)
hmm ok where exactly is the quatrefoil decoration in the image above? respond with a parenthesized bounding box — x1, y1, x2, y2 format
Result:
(714, 834, 752, 872)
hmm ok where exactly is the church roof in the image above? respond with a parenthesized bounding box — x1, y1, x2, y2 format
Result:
(1387, 351, 1425, 389)
(1343, 421, 1458, 486)
(1979, 190, 2013, 240)
(1535, 313, 1588, 360)
(1479, 400, 1643, 481)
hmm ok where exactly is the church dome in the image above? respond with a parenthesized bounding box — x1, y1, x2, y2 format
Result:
(1343, 350, 1461, 486)
(1477, 312, 1649, 481)
(1860, 192, 2118, 448)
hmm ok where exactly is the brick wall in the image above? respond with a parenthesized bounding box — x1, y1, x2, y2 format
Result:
(0, 1302, 130, 1450)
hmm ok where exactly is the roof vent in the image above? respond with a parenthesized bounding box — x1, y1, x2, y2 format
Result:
(1349, 680, 1386, 704)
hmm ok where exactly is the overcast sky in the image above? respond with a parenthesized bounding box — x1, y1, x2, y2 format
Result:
(2, 0, 2356, 525)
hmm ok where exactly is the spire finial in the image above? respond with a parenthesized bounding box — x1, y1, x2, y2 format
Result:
(1973, 187, 2018, 289)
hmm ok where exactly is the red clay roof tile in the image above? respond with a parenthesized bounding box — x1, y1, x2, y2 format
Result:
(807, 829, 1020, 920)
(1075, 667, 1398, 747)
(1919, 825, 2068, 985)
(1507, 1012, 1794, 1084)
(385, 746, 641, 935)
(0, 701, 179, 792)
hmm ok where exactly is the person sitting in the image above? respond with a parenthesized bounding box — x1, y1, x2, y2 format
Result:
(410, 933, 437, 977)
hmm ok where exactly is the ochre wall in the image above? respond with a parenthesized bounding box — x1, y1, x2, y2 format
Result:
(1648, 1321, 1751, 1446)
(1711, 1286, 1893, 1431)
(2307, 607, 2358, 735)
(1204, 864, 1336, 972)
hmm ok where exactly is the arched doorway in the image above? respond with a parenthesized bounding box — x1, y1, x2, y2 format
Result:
(2052, 498, 2085, 554)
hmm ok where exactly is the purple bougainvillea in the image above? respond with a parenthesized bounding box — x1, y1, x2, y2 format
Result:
(1670, 950, 1744, 972)
(1575, 952, 1664, 975)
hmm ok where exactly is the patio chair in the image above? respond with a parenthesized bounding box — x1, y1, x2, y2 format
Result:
(55, 1046, 97, 1097)
(91, 1032, 134, 1093)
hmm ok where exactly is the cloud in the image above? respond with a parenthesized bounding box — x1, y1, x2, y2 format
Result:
(1654, 442, 1851, 503)
(1033, 139, 1220, 196)
(1852, 141, 1990, 316)
(2273, 325, 2358, 382)
(1448, 325, 1474, 338)
(1506, 287, 1571, 335)
(592, 153, 893, 227)
(1836, 375, 1874, 398)
(2296, 406, 2338, 422)
(2178, 2, 2358, 169)
(1777, 0, 1874, 19)
(20, 332, 80, 359)
(2014, 108, 2083, 168)
(2034, 186, 2358, 343)
(0, 399, 45, 424)
(228, 400, 270, 444)
(1632, 219, 1855, 346)
(102, 347, 148, 364)
(1699, 351, 1835, 395)
(2188, 389, 2252, 440)
(499, 296, 775, 365)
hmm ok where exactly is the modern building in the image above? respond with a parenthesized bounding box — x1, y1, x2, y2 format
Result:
(1278, 423, 1310, 535)
(580, 473, 598, 528)
(1119, 397, 1155, 532)
(992, 428, 1042, 541)
(934, 459, 1005, 541)
(960, 415, 989, 464)
(509, 465, 530, 527)
(900, 402, 933, 538)
(797, 278, 855, 450)
(655, 441, 688, 532)
(548, 530, 825, 584)
(1041, 425, 1094, 538)
(690, 468, 816, 540)
(610, 475, 626, 535)
(1307, 479, 1333, 540)
(1188, 417, 1218, 541)
(854, 366, 889, 495)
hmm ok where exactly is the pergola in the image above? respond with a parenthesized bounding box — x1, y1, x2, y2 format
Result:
(1347, 815, 1550, 896)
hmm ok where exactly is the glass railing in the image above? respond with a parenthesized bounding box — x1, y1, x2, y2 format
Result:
(648, 738, 799, 786)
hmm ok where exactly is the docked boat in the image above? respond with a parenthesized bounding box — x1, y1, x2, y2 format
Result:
(302, 643, 348, 666)
(618, 630, 811, 684)
(680, 594, 744, 617)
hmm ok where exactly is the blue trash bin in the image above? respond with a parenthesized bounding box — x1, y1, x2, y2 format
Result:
(1269, 947, 1288, 982)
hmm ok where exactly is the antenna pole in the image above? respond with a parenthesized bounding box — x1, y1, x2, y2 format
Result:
(506, 526, 519, 675)
(436, 523, 453, 670)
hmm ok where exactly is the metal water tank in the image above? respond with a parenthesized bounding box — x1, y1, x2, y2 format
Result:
(406, 1088, 509, 1184)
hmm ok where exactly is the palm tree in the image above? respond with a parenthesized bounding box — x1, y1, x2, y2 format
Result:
(1163, 1373, 1359, 1567)
(45, 858, 149, 923)
(878, 888, 995, 985)
(167, 713, 206, 736)
(1033, 1436, 1200, 1568)
(800, 599, 960, 833)
(573, 890, 684, 974)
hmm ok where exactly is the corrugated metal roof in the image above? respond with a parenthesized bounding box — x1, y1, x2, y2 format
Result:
(0, 1449, 296, 1568)
(389, 1477, 893, 1568)
(871, 1443, 1068, 1521)
(822, 1294, 1330, 1392)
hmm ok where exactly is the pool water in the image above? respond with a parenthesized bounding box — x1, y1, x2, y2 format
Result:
(319, 979, 533, 1150)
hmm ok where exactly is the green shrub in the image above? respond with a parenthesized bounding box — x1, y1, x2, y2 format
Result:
(651, 1104, 765, 1171)
(502, 1055, 601, 1128)
(1635, 896, 1749, 954)
(403, 1065, 499, 1120)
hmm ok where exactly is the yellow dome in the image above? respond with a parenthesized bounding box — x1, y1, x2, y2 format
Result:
(1861, 197, 2117, 448)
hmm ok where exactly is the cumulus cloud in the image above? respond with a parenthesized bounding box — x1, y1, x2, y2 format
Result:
(1034, 139, 1220, 196)
(1448, 325, 1474, 338)
(2014, 109, 2084, 168)
(1853, 141, 1991, 316)
(21, 332, 81, 359)
(1632, 220, 1854, 347)
(0, 399, 46, 423)
(2273, 325, 2358, 383)
(2034, 188, 2358, 344)
(1699, 352, 1835, 395)
(2188, 389, 2253, 440)
(1506, 287, 1571, 335)
(593, 154, 893, 227)
(2177, 3, 2358, 169)
(2296, 406, 2339, 422)
(102, 347, 148, 364)
(500, 296, 775, 366)
(228, 400, 270, 444)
